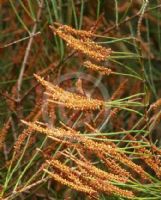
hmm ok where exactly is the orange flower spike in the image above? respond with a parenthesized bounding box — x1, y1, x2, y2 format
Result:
(83, 61, 112, 75)
(34, 74, 105, 110)
(43, 169, 97, 196)
(49, 24, 112, 61)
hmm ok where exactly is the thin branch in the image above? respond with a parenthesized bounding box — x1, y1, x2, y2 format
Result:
(1, 32, 41, 48)
(17, 0, 44, 100)
(137, 0, 149, 38)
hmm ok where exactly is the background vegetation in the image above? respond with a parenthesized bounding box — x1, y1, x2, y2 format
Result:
(0, 0, 161, 199)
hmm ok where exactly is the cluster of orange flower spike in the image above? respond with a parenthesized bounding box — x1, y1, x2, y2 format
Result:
(43, 156, 134, 199)
(43, 157, 98, 199)
(127, 134, 161, 179)
(17, 22, 161, 200)
(53, 22, 94, 38)
(49, 24, 112, 61)
(63, 151, 128, 183)
(22, 120, 150, 182)
(34, 74, 105, 110)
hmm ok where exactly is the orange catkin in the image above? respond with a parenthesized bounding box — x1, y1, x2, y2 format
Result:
(43, 169, 97, 196)
(0, 119, 11, 150)
(34, 74, 105, 110)
(49, 24, 112, 61)
(83, 61, 112, 75)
